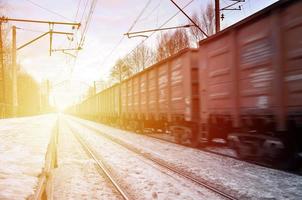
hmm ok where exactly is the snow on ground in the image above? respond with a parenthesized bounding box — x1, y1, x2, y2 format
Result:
(67, 120, 225, 200)
(50, 120, 123, 200)
(0, 115, 57, 200)
(67, 115, 302, 200)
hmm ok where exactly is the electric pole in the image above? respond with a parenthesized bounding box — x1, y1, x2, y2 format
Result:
(93, 81, 96, 95)
(12, 26, 17, 117)
(215, 0, 220, 33)
(0, 17, 80, 117)
(0, 22, 5, 118)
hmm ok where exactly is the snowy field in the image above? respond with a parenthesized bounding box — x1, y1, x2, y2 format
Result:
(67, 115, 302, 200)
(0, 114, 57, 200)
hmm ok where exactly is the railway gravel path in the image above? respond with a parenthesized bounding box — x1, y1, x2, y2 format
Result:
(67, 115, 302, 200)
(66, 119, 228, 200)
(50, 120, 124, 200)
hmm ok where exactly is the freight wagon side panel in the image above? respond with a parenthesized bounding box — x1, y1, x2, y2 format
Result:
(109, 89, 113, 116)
(170, 54, 185, 116)
(113, 85, 119, 115)
(121, 82, 127, 115)
(205, 34, 234, 112)
(188, 50, 199, 122)
(237, 17, 274, 113)
(127, 80, 133, 115)
(104, 90, 108, 116)
(158, 63, 169, 114)
(133, 76, 140, 114)
(147, 68, 158, 117)
(282, 1, 302, 114)
(140, 73, 148, 114)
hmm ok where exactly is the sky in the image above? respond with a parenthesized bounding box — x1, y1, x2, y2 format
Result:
(4, 0, 279, 109)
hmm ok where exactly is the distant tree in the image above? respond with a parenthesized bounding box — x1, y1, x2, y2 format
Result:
(0, 1, 12, 117)
(110, 58, 133, 83)
(189, 2, 215, 46)
(127, 43, 154, 73)
(17, 71, 40, 116)
(155, 28, 190, 62)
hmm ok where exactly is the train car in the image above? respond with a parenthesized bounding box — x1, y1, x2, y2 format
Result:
(198, 0, 302, 167)
(116, 48, 199, 145)
(67, 0, 301, 170)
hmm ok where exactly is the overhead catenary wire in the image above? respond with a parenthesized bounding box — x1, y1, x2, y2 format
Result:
(127, 0, 153, 33)
(23, 0, 73, 21)
(74, 0, 83, 21)
(99, 0, 195, 69)
(68, 0, 97, 78)
(99, 0, 153, 68)
(80, 0, 90, 24)
(79, 0, 97, 47)
(123, 0, 195, 60)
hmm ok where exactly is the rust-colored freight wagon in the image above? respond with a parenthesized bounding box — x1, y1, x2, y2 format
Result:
(117, 49, 199, 142)
(198, 0, 302, 163)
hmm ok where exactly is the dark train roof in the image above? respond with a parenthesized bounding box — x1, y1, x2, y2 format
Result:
(199, 0, 292, 45)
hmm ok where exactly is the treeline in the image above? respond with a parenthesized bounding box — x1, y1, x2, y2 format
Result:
(109, 2, 215, 83)
(0, 2, 49, 118)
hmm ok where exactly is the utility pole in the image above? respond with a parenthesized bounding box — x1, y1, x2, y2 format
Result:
(0, 17, 80, 117)
(12, 26, 17, 117)
(93, 81, 96, 95)
(47, 80, 50, 107)
(215, 0, 220, 33)
(0, 22, 5, 118)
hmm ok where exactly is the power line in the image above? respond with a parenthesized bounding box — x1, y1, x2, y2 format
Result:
(23, 0, 73, 21)
(114, 0, 196, 68)
(74, 0, 83, 21)
(80, 0, 90, 23)
(128, 0, 195, 52)
(139, 2, 161, 22)
(99, 36, 125, 67)
(98, 0, 153, 67)
(79, 0, 97, 47)
(99, 0, 195, 71)
(170, 0, 208, 37)
(127, 0, 153, 33)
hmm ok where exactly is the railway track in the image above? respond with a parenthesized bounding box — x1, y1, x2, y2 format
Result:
(68, 125, 132, 200)
(145, 134, 302, 176)
(69, 119, 239, 200)
(30, 119, 58, 200)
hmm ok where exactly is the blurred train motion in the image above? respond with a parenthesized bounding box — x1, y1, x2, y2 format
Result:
(67, 0, 302, 170)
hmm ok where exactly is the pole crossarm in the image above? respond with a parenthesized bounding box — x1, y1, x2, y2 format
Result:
(169, 0, 208, 38)
(221, 0, 245, 11)
(17, 31, 74, 51)
(0, 17, 81, 28)
(124, 24, 195, 38)
(51, 47, 82, 52)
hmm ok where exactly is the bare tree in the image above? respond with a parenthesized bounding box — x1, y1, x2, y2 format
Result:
(126, 43, 154, 73)
(202, 2, 215, 36)
(189, 2, 215, 46)
(155, 28, 190, 62)
(110, 58, 133, 83)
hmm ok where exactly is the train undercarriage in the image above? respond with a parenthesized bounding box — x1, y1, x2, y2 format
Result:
(80, 113, 302, 171)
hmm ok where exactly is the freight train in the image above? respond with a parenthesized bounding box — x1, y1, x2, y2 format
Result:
(68, 0, 302, 169)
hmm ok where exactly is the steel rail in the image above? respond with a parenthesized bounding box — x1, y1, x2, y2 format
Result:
(71, 119, 238, 200)
(145, 134, 302, 176)
(69, 124, 131, 200)
(31, 119, 58, 200)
